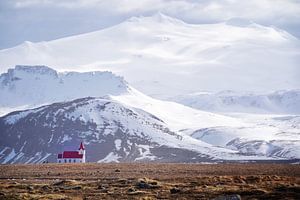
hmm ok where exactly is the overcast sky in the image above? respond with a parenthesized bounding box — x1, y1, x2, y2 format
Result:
(1, 0, 300, 49)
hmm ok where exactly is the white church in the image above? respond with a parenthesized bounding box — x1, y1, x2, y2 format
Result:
(57, 142, 86, 163)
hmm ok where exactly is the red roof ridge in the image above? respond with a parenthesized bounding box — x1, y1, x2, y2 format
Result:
(58, 151, 83, 159)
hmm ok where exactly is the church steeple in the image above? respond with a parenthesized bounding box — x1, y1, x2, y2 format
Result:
(78, 142, 86, 163)
(79, 142, 85, 150)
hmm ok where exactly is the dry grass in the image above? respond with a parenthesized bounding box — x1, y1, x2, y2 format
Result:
(0, 163, 299, 199)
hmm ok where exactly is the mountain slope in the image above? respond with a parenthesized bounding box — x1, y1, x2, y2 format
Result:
(0, 13, 299, 98)
(113, 90, 300, 160)
(171, 90, 300, 114)
(0, 96, 246, 164)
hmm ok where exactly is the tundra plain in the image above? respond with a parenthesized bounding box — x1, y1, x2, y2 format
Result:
(0, 163, 299, 199)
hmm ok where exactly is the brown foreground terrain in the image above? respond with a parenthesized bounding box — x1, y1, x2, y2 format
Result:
(0, 163, 299, 200)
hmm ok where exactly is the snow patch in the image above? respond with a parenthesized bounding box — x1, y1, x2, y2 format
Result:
(97, 152, 121, 163)
(114, 139, 122, 151)
(135, 145, 157, 161)
(2, 149, 16, 164)
(61, 135, 72, 143)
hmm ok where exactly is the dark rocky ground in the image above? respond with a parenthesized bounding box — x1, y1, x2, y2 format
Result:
(0, 163, 299, 199)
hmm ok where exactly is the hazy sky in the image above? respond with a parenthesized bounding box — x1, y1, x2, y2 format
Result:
(1, 0, 300, 49)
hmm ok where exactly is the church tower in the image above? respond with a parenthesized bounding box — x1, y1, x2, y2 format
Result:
(78, 142, 86, 163)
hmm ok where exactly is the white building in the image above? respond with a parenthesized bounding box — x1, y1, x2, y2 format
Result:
(57, 142, 86, 163)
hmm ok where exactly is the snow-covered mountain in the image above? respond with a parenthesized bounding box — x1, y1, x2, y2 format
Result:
(0, 65, 244, 129)
(0, 13, 299, 98)
(1, 96, 265, 164)
(0, 66, 299, 163)
(0, 97, 203, 163)
(191, 117, 300, 159)
(0, 65, 127, 110)
(1, 95, 299, 164)
(171, 90, 300, 114)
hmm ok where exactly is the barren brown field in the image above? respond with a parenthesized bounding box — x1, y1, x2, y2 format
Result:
(0, 163, 299, 199)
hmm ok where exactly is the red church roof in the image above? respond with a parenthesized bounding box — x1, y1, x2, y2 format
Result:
(57, 142, 85, 159)
(58, 151, 83, 159)
(63, 151, 83, 158)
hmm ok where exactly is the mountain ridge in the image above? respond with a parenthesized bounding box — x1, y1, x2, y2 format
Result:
(0, 65, 128, 110)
